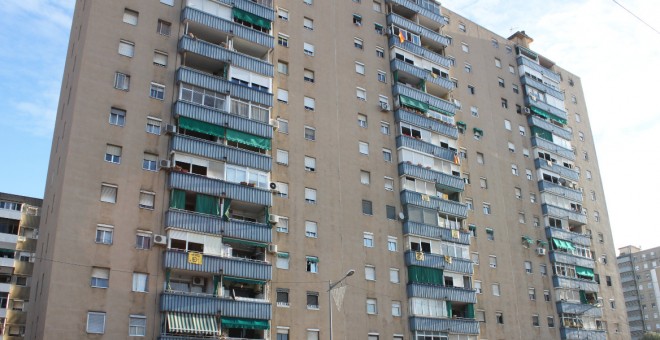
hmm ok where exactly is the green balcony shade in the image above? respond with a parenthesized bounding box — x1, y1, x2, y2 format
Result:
(232, 8, 271, 30)
(576, 266, 594, 278)
(306, 256, 319, 263)
(522, 236, 534, 244)
(223, 276, 266, 285)
(179, 116, 226, 137)
(531, 126, 553, 142)
(473, 128, 483, 135)
(446, 301, 452, 318)
(195, 194, 220, 216)
(223, 237, 267, 248)
(399, 95, 429, 112)
(530, 106, 567, 125)
(579, 290, 587, 304)
(466, 303, 475, 318)
(407, 266, 443, 285)
(225, 129, 271, 150)
(213, 275, 220, 296)
(221, 317, 270, 330)
(456, 121, 467, 127)
(552, 238, 575, 251)
(429, 105, 454, 116)
(167, 312, 218, 335)
(222, 198, 231, 222)
(170, 189, 186, 209)
(277, 252, 289, 258)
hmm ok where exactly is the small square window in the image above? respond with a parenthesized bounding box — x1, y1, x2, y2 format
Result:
(95, 225, 113, 245)
(494, 58, 501, 68)
(354, 37, 364, 49)
(149, 82, 165, 100)
(366, 298, 377, 314)
(458, 22, 466, 32)
(160, 0, 174, 5)
(359, 141, 369, 155)
(387, 236, 397, 251)
(380, 121, 390, 135)
(382, 148, 392, 162)
(146, 117, 162, 135)
(153, 51, 168, 67)
(138, 191, 155, 209)
(498, 78, 505, 88)
(376, 47, 384, 58)
(91, 268, 110, 288)
(304, 126, 316, 141)
(136, 232, 152, 249)
(109, 107, 126, 126)
(464, 63, 472, 73)
(392, 301, 401, 316)
(123, 9, 139, 25)
(468, 85, 476, 95)
(306, 257, 319, 273)
(303, 17, 314, 30)
(305, 188, 317, 204)
(303, 42, 315, 56)
(360, 170, 371, 185)
(304, 156, 316, 172)
(278, 60, 289, 74)
(157, 20, 171, 35)
(357, 87, 367, 101)
(276, 253, 290, 269)
(362, 200, 373, 215)
(87, 312, 106, 334)
(512, 84, 519, 94)
(305, 221, 318, 238)
(377, 71, 386, 83)
(277, 89, 289, 103)
(363, 232, 374, 247)
(358, 114, 368, 128)
(304, 96, 316, 111)
(278, 34, 289, 47)
(501, 98, 508, 109)
(129, 315, 146, 336)
(276, 216, 289, 233)
(105, 144, 122, 164)
(278, 8, 289, 21)
(461, 43, 469, 53)
(365, 265, 376, 280)
(100, 184, 118, 203)
(384, 177, 394, 192)
(389, 268, 400, 283)
(142, 153, 158, 171)
(353, 14, 362, 26)
(132, 272, 148, 292)
(276, 149, 289, 165)
(118, 40, 135, 57)
(492, 283, 500, 296)
(114, 72, 130, 91)
(304, 69, 315, 83)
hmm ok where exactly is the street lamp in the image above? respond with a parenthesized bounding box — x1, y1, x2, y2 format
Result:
(328, 269, 355, 340)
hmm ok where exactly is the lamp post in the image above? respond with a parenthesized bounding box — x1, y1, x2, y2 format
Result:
(328, 269, 355, 340)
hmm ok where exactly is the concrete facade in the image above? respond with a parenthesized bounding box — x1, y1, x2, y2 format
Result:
(618, 245, 660, 339)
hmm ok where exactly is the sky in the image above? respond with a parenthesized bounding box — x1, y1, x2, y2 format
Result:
(0, 0, 658, 251)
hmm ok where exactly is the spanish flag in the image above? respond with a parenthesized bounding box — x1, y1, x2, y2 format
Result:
(453, 153, 460, 165)
(398, 31, 405, 43)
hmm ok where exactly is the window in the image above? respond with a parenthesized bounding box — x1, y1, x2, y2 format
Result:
(132, 273, 148, 292)
(519, 212, 526, 224)
(278, 60, 288, 74)
(512, 84, 519, 94)
(100, 184, 118, 203)
(277, 89, 289, 103)
(114, 72, 130, 90)
(136, 232, 152, 249)
(118, 40, 135, 57)
(363, 232, 374, 247)
(526, 169, 533, 180)
(276, 216, 289, 233)
(153, 50, 168, 67)
(575, 113, 581, 122)
(129, 315, 146, 336)
(276, 288, 289, 307)
(392, 301, 402, 316)
(544, 290, 551, 301)
(509, 65, 515, 74)
(304, 126, 316, 141)
(276, 149, 289, 165)
(382, 148, 392, 162)
(479, 177, 487, 189)
(123, 9, 139, 25)
(143, 153, 158, 171)
(504, 120, 511, 130)
(307, 330, 320, 340)
(583, 151, 589, 161)
(540, 264, 547, 276)
(357, 87, 367, 101)
(483, 203, 491, 215)
(278, 8, 289, 20)
(376, 47, 385, 58)
(532, 314, 540, 327)
(508, 142, 515, 153)
(157, 19, 171, 35)
(277, 118, 289, 133)
(365, 265, 376, 280)
(362, 200, 373, 215)
(304, 156, 316, 172)
(492, 283, 500, 296)
(352, 13, 363, 26)
(514, 187, 522, 199)
(138, 191, 155, 209)
(276, 253, 290, 269)
(277, 34, 290, 47)
(91, 268, 109, 288)
(474, 281, 482, 294)
(476, 152, 484, 164)
(464, 63, 472, 73)
(277, 327, 290, 340)
(530, 193, 537, 203)
(367, 298, 377, 314)
(354, 62, 366, 75)
(489, 255, 497, 268)
(458, 22, 466, 32)
(109, 107, 126, 126)
(525, 261, 533, 274)
(354, 37, 364, 49)
(306, 256, 319, 273)
(360, 171, 371, 185)
(303, 17, 314, 30)
(472, 252, 479, 265)
(377, 71, 387, 83)
(358, 114, 368, 128)
(461, 43, 469, 53)
(95, 225, 113, 245)
(305, 188, 317, 204)
(87, 312, 106, 334)
(586, 170, 592, 180)
(511, 164, 518, 175)
(501, 98, 508, 108)
(149, 83, 165, 100)
(275, 182, 288, 198)
(498, 78, 505, 88)
(303, 42, 315, 56)
(305, 221, 318, 238)
(306, 292, 319, 309)
(105, 144, 122, 164)
(387, 236, 397, 251)
(389, 268, 400, 283)
(160, 0, 174, 5)
(359, 141, 369, 155)
(304, 96, 316, 111)
(548, 316, 555, 328)
(304, 0, 313, 4)
(384, 178, 394, 192)
(146, 117, 161, 135)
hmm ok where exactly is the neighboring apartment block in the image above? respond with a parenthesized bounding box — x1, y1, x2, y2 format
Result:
(0, 193, 42, 339)
(27, 0, 627, 339)
(618, 245, 660, 339)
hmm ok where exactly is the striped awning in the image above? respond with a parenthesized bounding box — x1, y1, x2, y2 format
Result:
(167, 312, 219, 335)
(221, 317, 270, 330)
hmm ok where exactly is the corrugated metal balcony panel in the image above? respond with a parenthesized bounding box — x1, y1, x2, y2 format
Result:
(160, 292, 271, 319)
(164, 250, 272, 281)
(398, 163, 464, 193)
(516, 56, 562, 83)
(16, 238, 37, 252)
(171, 135, 271, 172)
(527, 115, 572, 141)
(159, 336, 219, 340)
(620, 275, 634, 283)
(396, 136, 455, 162)
(409, 316, 479, 334)
(533, 159, 579, 181)
(390, 59, 454, 92)
(394, 108, 458, 139)
(549, 251, 595, 269)
(538, 181, 583, 203)
(174, 101, 272, 139)
(525, 97, 568, 121)
(388, 37, 452, 68)
(404, 251, 473, 274)
(542, 204, 587, 225)
(531, 137, 575, 161)
(9, 286, 30, 301)
(5, 310, 26, 325)
(393, 84, 456, 116)
(552, 276, 599, 293)
(387, 14, 450, 47)
(521, 75, 565, 101)
(545, 227, 591, 247)
(218, 0, 274, 20)
(400, 190, 468, 219)
(407, 283, 477, 304)
(13, 262, 33, 276)
(403, 221, 470, 245)
(386, 0, 446, 24)
(170, 172, 271, 207)
(177, 67, 273, 107)
(165, 210, 272, 243)
(559, 327, 606, 340)
(179, 36, 273, 77)
(181, 8, 274, 49)
(617, 255, 631, 264)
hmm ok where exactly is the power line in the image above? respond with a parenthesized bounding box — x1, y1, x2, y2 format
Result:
(612, 0, 660, 35)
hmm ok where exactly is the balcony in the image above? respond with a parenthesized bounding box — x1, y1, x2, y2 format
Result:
(409, 316, 479, 335)
(399, 163, 463, 194)
(396, 136, 455, 163)
(528, 115, 572, 141)
(387, 14, 450, 48)
(521, 75, 564, 101)
(559, 327, 606, 340)
(174, 101, 272, 139)
(182, 7, 274, 50)
(542, 204, 587, 226)
(553, 276, 599, 293)
(166, 210, 272, 243)
(177, 67, 272, 107)
(393, 84, 455, 117)
(216, 0, 274, 19)
(164, 250, 271, 281)
(404, 251, 473, 275)
(386, 0, 445, 25)
(395, 108, 458, 139)
(15, 238, 36, 253)
(9, 285, 30, 301)
(13, 261, 32, 275)
(5, 309, 26, 325)
(390, 59, 454, 93)
(179, 37, 273, 78)
(538, 181, 583, 202)
(534, 159, 579, 181)
(0, 257, 14, 268)
(171, 135, 271, 172)
(161, 291, 271, 320)
(549, 251, 595, 269)
(531, 137, 575, 161)
(403, 221, 470, 245)
(170, 172, 271, 207)
(526, 98, 568, 122)
(388, 37, 452, 69)
(407, 283, 476, 304)
(545, 227, 591, 247)
(517, 56, 561, 83)
(400, 190, 468, 219)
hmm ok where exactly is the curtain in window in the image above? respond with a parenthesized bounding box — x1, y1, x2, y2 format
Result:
(225, 129, 271, 150)
(231, 8, 271, 30)
(179, 117, 226, 137)
(579, 290, 587, 304)
(466, 303, 475, 318)
(195, 194, 219, 215)
(407, 266, 442, 285)
(446, 300, 452, 318)
(222, 198, 232, 221)
(170, 190, 186, 209)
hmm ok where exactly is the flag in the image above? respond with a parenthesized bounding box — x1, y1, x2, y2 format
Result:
(398, 31, 405, 43)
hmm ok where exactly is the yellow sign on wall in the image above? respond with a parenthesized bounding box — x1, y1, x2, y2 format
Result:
(415, 251, 425, 261)
(188, 252, 203, 265)
(451, 230, 460, 239)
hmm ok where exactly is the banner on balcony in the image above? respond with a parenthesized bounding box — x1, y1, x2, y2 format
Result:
(188, 252, 203, 265)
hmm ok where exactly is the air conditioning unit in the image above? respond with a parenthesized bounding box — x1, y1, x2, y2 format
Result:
(166, 124, 177, 134)
(269, 214, 280, 224)
(523, 107, 531, 114)
(379, 102, 390, 112)
(268, 244, 278, 253)
(270, 119, 280, 130)
(159, 160, 172, 169)
(536, 248, 547, 256)
(269, 182, 281, 193)
(192, 277, 205, 286)
(153, 234, 167, 245)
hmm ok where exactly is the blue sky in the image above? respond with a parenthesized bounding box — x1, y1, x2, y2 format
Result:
(0, 0, 658, 250)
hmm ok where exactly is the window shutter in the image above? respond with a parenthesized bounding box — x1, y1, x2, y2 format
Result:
(106, 145, 121, 156)
(118, 41, 134, 57)
(154, 52, 168, 66)
(304, 97, 315, 109)
(100, 185, 117, 203)
(304, 157, 315, 169)
(92, 268, 109, 279)
(139, 192, 154, 207)
(277, 89, 289, 102)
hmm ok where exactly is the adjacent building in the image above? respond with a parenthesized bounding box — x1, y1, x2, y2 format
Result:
(618, 245, 660, 339)
(26, 0, 628, 339)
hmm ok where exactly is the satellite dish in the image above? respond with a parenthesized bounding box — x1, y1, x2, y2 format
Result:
(398, 212, 406, 220)
(269, 182, 277, 189)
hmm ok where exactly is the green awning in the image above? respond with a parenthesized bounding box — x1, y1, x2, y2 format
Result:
(222, 198, 231, 222)
(473, 128, 483, 135)
(223, 276, 266, 285)
(306, 256, 319, 263)
(576, 266, 594, 278)
(0, 249, 14, 255)
(167, 312, 218, 335)
(170, 189, 186, 209)
(399, 95, 429, 112)
(552, 238, 575, 251)
(353, 14, 362, 19)
(465, 303, 475, 319)
(179, 116, 226, 137)
(221, 317, 270, 330)
(277, 252, 289, 258)
(446, 300, 452, 318)
(537, 240, 548, 246)
(374, 23, 383, 29)
(522, 236, 534, 244)
(225, 129, 271, 150)
(456, 121, 467, 127)
(468, 225, 477, 231)
(407, 265, 443, 285)
(232, 8, 271, 30)
(531, 126, 553, 142)
(195, 194, 220, 216)
(530, 106, 567, 125)
(223, 237, 267, 248)
(429, 105, 454, 117)
(485, 228, 493, 234)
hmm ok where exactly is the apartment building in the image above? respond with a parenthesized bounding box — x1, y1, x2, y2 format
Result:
(0, 193, 42, 339)
(618, 245, 660, 339)
(27, 0, 627, 339)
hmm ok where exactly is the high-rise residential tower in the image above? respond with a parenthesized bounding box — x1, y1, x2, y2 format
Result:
(27, 1, 628, 339)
